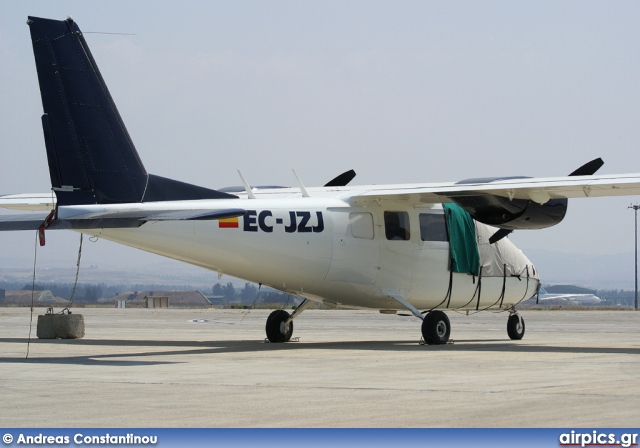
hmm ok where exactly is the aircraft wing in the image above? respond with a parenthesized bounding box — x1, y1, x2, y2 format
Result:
(348, 173, 640, 205)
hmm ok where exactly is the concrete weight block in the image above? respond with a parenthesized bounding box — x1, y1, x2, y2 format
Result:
(36, 315, 56, 339)
(53, 314, 85, 339)
(36, 314, 85, 339)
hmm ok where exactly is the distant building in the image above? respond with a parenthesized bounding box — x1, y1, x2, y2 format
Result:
(143, 296, 169, 308)
(206, 295, 227, 306)
(112, 290, 211, 309)
(0, 288, 5, 303)
(3, 290, 67, 306)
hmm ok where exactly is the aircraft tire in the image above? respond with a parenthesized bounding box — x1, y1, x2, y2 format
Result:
(507, 313, 525, 340)
(266, 310, 293, 343)
(421, 311, 450, 345)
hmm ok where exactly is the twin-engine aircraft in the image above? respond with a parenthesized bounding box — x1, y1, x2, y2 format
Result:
(2, 16, 640, 344)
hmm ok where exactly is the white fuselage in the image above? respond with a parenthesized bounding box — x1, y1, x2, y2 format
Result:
(76, 188, 539, 312)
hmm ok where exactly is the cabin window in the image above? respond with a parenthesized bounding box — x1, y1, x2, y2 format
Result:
(384, 211, 410, 241)
(349, 213, 374, 239)
(419, 213, 448, 242)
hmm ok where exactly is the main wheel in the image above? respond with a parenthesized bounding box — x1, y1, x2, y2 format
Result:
(507, 314, 525, 340)
(421, 310, 451, 345)
(266, 310, 293, 343)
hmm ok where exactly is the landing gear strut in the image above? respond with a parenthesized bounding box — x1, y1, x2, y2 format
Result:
(507, 312, 525, 340)
(385, 293, 452, 345)
(421, 310, 451, 345)
(265, 298, 314, 343)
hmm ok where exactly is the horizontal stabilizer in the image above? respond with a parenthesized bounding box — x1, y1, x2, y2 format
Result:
(0, 193, 56, 211)
(0, 208, 246, 231)
(144, 209, 246, 221)
(0, 212, 51, 231)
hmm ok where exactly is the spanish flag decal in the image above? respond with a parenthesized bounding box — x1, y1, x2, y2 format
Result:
(219, 217, 239, 228)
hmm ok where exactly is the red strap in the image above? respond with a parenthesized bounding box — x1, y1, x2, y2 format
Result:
(38, 210, 55, 246)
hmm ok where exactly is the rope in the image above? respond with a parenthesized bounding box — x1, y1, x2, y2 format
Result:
(519, 266, 531, 302)
(428, 269, 454, 312)
(456, 267, 483, 310)
(281, 294, 292, 310)
(26, 230, 39, 359)
(475, 267, 483, 311)
(240, 283, 262, 322)
(62, 233, 83, 313)
(498, 263, 507, 308)
(468, 264, 508, 315)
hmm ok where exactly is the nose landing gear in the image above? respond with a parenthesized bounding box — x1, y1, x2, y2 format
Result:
(265, 298, 315, 343)
(507, 311, 525, 340)
(265, 310, 294, 342)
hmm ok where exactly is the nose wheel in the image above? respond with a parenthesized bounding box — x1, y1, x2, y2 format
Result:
(265, 298, 315, 343)
(421, 310, 451, 345)
(507, 312, 525, 340)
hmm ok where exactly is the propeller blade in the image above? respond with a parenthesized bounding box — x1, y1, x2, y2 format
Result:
(568, 158, 604, 176)
(324, 169, 356, 187)
(489, 228, 513, 244)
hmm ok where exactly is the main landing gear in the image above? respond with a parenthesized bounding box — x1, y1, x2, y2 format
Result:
(265, 298, 314, 343)
(419, 310, 526, 345)
(421, 310, 451, 345)
(265, 296, 526, 344)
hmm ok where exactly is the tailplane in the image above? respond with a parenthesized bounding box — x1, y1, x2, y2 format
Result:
(28, 16, 235, 206)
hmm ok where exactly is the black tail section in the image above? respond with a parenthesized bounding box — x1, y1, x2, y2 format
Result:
(28, 16, 235, 206)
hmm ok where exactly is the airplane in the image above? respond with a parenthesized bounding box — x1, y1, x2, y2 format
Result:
(534, 288, 602, 306)
(2, 16, 640, 345)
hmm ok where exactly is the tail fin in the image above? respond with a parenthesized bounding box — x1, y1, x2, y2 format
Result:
(28, 16, 235, 206)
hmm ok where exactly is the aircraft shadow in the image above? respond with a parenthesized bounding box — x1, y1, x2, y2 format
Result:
(0, 337, 639, 367)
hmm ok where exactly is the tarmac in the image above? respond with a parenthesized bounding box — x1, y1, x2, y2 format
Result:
(0, 307, 639, 427)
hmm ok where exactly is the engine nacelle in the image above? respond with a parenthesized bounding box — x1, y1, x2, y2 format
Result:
(451, 176, 567, 230)
(450, 194, 567, 230)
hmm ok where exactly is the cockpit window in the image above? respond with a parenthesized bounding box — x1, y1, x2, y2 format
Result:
(419, 213, 448, 242)
(350, 212, 374, 239)
(384, 211, 410, 241)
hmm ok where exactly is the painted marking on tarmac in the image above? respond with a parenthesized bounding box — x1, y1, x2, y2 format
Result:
(188, 319, 235, 325)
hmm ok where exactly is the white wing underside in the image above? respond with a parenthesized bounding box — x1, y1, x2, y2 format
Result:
(2, 173, 640, 215)
(347, 173, 640, 205)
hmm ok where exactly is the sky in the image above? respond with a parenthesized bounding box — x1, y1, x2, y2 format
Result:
(1, 1, 640, 287)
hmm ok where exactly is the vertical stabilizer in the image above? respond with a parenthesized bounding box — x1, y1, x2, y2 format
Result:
(27, 16, 237, 205)
(28, 16, 147, 205)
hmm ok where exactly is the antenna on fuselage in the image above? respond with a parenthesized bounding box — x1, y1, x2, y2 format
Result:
(292, 170, 310, 198)
(237, 170, 256, 199)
